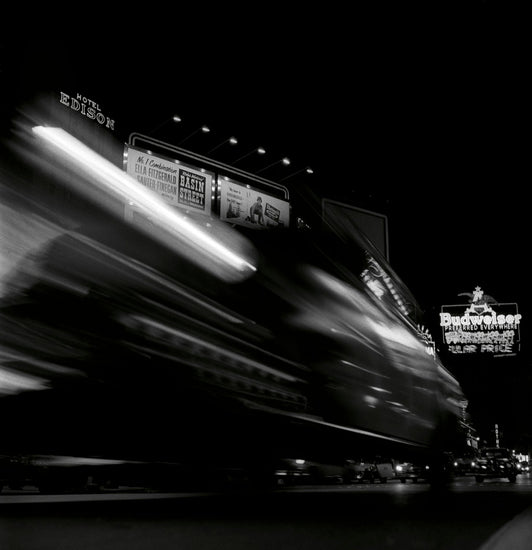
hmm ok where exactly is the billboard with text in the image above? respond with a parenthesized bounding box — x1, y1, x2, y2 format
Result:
(125, 146, 213, 216)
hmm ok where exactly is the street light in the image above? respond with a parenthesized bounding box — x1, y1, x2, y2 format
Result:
(146, 114, 182, 135)
(279, 166, 314, 182)
(207, 136, 238, 154)
(177, 125, 211, 146)
(256, 157, 291, 174)
(232, 146, 267, 165)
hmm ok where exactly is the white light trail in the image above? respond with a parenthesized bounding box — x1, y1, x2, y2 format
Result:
(32, 127, 256, 282)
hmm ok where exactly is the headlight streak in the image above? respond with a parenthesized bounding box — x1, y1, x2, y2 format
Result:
(340, 359, 390, 379)
(131, 297, 308, 373)
(0, 349, 86, 377)
(62, 230, 249, 325)
(125, 314, 305, 383)
(271, 410, 427, 448)
(31, 126, 257, 282)
(0, 366, 49, 395)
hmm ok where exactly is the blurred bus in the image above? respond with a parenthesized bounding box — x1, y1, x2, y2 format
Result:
(0, 122, 467, 490)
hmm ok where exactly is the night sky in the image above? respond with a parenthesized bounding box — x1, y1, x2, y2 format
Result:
(1, 8, 529, 449)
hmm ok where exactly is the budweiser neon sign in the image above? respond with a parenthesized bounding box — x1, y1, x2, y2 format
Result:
(439, 286, 521, 356)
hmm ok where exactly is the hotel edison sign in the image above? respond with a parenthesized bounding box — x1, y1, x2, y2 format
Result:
(439, 286, 522, 356)
(59, 91, 115, 130)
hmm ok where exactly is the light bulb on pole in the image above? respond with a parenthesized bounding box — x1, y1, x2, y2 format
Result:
(256, 157, 291, 174)
(147, 114, 182, 135)
(207, 136, 238, 154)
(279, 166, 314, 182)
(232, 146, 267, 165)
(177, 125, 211, 146)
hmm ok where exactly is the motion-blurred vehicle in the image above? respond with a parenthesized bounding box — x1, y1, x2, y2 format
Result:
(0, 121, 468, 491)
(472, 447, 519, 483)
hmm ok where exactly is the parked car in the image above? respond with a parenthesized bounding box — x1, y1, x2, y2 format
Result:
(453, 453, 479, 476)
(394, 461, 430, 483)
(273, 459, 345, 486)
(343, 460, 380, 484)
(472, 447, 519, 483)
(343, 458, 395, 484)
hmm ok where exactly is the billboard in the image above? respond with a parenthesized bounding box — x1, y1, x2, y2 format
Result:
(439, 287, 522, 357)
(124, 146, 213, 216)
(219, 177, 290, 230)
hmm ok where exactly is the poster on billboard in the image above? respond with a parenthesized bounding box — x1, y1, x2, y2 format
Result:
(125, 146, 213, 215)
(219, 178, 290, 230)
(439, 286, 522, 357)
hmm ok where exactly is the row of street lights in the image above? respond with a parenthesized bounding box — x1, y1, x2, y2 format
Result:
(147, 114, 313, 181)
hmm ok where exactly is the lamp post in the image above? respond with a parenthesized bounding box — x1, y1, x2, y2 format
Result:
(256, 157, 291, 175)
(232, 146, 267, 165)
(147, 114, 182, 135)
(177, 125, 211, 146)
(278, 166, 314, 182)
(207, 136, 238, 155)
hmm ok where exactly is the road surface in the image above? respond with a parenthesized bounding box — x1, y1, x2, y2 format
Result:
(2, 476, 532, 549)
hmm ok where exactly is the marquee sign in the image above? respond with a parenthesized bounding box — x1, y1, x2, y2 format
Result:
(439, 286, 522, 356)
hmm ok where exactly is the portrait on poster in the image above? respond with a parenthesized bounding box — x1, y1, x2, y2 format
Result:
(219, 179, 289, 230)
